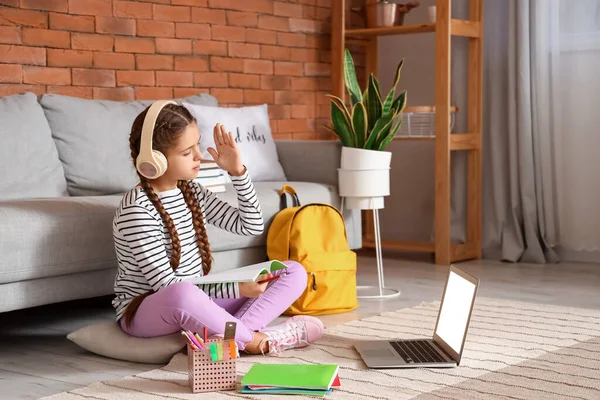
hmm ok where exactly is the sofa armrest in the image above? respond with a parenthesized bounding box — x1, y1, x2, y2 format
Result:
(275, 140, 341, 186)
(274, 140, 362, 250)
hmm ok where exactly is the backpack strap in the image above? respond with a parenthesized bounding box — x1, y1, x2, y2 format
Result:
(279, 184, 300, 210)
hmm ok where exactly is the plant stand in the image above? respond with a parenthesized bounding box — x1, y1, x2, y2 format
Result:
(342, 197, 401, 300)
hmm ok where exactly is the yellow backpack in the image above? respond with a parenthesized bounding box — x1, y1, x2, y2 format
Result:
(267, 185, 359, 316)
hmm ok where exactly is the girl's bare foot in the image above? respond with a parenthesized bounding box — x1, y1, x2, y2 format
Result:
(244, 331, 269, 354)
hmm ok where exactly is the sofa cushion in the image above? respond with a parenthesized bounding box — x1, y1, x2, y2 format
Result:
(0, 182, 341, 283)
(39, 93, 218, 197)
(0, 92, 68, 201)
(0, 195, 122, 284)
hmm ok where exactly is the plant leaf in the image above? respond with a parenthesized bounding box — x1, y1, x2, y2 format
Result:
(391, 59, 404, 92)
(391, 90, 408, 114)
(381, 61, 402, 114)
(322, 124, 343, 141)
(325, 94, 352, 115)
(371, 73, 382, 103)
(352, 102, 368, 148)
(382, 89, 395, 115)
(373, 116, 396, 150)
(322, 124, 347, 143)
(326, 94, 354, 124)
(330, 100, 355, 147)
(362, 86, 369, 112)
(377, 117, 403, 150)
(373, 76, 381, 99)
(326, 94, 356, 145)
(326, 93, 346, 106)
(362, 88, 369, 116)
(343, 48, 362, 106)
(366, 73, 383, 132)
(364, 112, 395, 150)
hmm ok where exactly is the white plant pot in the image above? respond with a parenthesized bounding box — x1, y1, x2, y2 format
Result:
(338, 169, 390, 197)
(340, 146, 392, 170)
(338, 146, 392, 210)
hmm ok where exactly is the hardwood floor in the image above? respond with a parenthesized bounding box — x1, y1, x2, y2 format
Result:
(1, 254, 599, 399)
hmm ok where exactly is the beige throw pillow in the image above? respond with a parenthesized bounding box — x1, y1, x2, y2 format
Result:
(67, 321, 186, 364)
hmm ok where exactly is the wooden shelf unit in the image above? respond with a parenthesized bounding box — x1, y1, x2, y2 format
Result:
(331, 0, 483, 265)
(345, 20, 480, 38)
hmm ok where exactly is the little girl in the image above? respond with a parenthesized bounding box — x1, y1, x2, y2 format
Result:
(112, 101, 323, 356)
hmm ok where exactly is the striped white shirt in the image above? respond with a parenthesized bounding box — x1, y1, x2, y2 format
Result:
(111, 171, 263, 321)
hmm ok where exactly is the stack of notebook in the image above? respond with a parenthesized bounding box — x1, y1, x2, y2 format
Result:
(241, 364, 340, 397)
(194, 160, 228, 193)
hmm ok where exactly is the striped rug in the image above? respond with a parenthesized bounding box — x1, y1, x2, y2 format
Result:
(43, 298, 600, 400)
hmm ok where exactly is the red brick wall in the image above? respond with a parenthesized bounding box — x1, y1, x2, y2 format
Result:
(0, 0, 340, 139)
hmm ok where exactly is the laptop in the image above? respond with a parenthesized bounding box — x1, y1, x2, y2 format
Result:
(354, 265, 479, 369)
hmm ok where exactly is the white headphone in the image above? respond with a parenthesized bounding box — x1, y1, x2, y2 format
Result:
(135, 100, 178, 179)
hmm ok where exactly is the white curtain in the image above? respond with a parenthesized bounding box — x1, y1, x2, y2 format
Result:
(554, 0, 600, 252)
(449, 0, 600, 262)
(451, 0, 561, 262)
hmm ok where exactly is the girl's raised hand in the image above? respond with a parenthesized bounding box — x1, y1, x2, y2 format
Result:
(206, 123, 245, 176)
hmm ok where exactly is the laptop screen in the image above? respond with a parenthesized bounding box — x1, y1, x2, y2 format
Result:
(434, 269, 477, 355)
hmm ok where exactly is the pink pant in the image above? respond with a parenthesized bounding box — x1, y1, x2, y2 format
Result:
(119, 261, 306, 350)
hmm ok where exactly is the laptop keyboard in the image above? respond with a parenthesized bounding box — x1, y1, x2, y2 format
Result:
(390, 340, 450, 364)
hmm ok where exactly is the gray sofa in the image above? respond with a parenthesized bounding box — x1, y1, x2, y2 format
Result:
(0, 92, 361, 314)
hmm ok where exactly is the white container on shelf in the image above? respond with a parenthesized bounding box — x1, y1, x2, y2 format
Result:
(428, 6, 437, 23)
(394, 105, 457, 138)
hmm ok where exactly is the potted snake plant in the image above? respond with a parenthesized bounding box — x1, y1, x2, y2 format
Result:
(326, 48, 407, 210)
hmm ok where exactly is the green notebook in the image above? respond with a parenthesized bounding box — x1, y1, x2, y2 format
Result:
(241, 364, 339, 390)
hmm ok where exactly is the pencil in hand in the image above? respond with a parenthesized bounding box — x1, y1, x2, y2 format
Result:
(257, 273, 286, 284)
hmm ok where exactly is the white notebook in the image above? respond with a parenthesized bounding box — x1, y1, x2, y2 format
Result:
(188, 260, 287, 285)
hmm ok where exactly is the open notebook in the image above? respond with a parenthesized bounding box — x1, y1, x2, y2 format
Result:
(186, 260, 287, 285)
